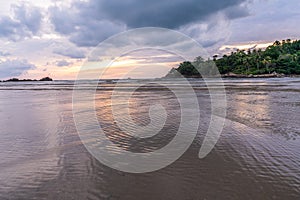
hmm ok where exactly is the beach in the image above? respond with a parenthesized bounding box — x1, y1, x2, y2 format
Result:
(0, 78, 299, 199)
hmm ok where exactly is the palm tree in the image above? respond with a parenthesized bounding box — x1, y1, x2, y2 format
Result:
(243, 57, 250, 74)
(262, 56, 272, 74)
(273, 40, 281, 46)
(212, 55, 218, 62)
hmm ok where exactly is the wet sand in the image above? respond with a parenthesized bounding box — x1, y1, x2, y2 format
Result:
(0, 78, 299, 199)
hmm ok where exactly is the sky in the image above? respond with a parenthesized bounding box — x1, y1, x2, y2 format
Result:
(0, 0, 299, 79)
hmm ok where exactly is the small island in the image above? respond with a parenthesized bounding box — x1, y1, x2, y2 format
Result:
(1, 77, 53, 82)
(166, 39, 300, 78)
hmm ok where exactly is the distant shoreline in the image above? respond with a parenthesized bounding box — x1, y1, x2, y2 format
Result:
(0, 77, 53, 82)
(1, 75, 300, 83)
(165, 73, 300, 79)
(221, 72, 285, 78)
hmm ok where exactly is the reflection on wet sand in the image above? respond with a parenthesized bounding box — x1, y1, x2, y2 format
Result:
(229, 91, 271, 130)
(0, 79, 299, 199)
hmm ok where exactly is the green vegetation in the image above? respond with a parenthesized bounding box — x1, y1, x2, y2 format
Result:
(167, 39, 300, 77)
(167, 56, 217, 78)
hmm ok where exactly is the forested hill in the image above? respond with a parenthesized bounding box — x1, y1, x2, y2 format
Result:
(216, 39, 300, 75)
(167, 39, 300, 77)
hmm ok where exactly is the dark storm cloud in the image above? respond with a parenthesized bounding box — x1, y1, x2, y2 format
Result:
(49, 0, 250, 47)
(69, 20, 126, 47)
(91, 0, 248, 28)
(0, 59, 36, 78)
(0, 3, 42, 41)
(49, 4, 126, 47)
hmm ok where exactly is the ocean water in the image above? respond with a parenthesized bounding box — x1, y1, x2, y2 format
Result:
(0, 78, 299, 199)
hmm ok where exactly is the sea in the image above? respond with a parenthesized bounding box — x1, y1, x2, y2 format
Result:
(0, 78, 299, 199)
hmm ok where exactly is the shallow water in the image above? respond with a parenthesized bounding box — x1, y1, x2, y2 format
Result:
(0, 78, 299, 199)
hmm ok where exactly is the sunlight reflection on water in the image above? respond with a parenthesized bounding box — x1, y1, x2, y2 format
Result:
(0, 78, 299, 199)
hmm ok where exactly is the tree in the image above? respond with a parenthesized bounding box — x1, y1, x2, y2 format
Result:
(177, 61, 199, 77)
(213, 55, 218, 61)
(166, 39, 300, 77)
(193, 56, 205, 65)
(262, 56, 272, 74)
(273, 40, 281, 46)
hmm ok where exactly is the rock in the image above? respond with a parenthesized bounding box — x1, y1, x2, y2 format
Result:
(39, 77, 53, 81)
(6, 78, 20, 82)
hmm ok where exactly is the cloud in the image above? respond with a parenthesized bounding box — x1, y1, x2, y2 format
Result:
(218, 41, 273, 55)
(49, 0, 250, 47)
(69, 20, 126, 47)
(56, 60, 73, 67)
(179, 13, 232, 51)
(49, 4, 126, 47)
(0, 59, 36, 78)
(117, 49, 183, 64)
(88, 0, 248, 28)
(228, 0, 300, 43)
(223, 3, 250, 19)
(0, 3, 43, 41)
(0, 51, 10, 56)
(12, 3, 42, 34)
(53, 47, 86, 58)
